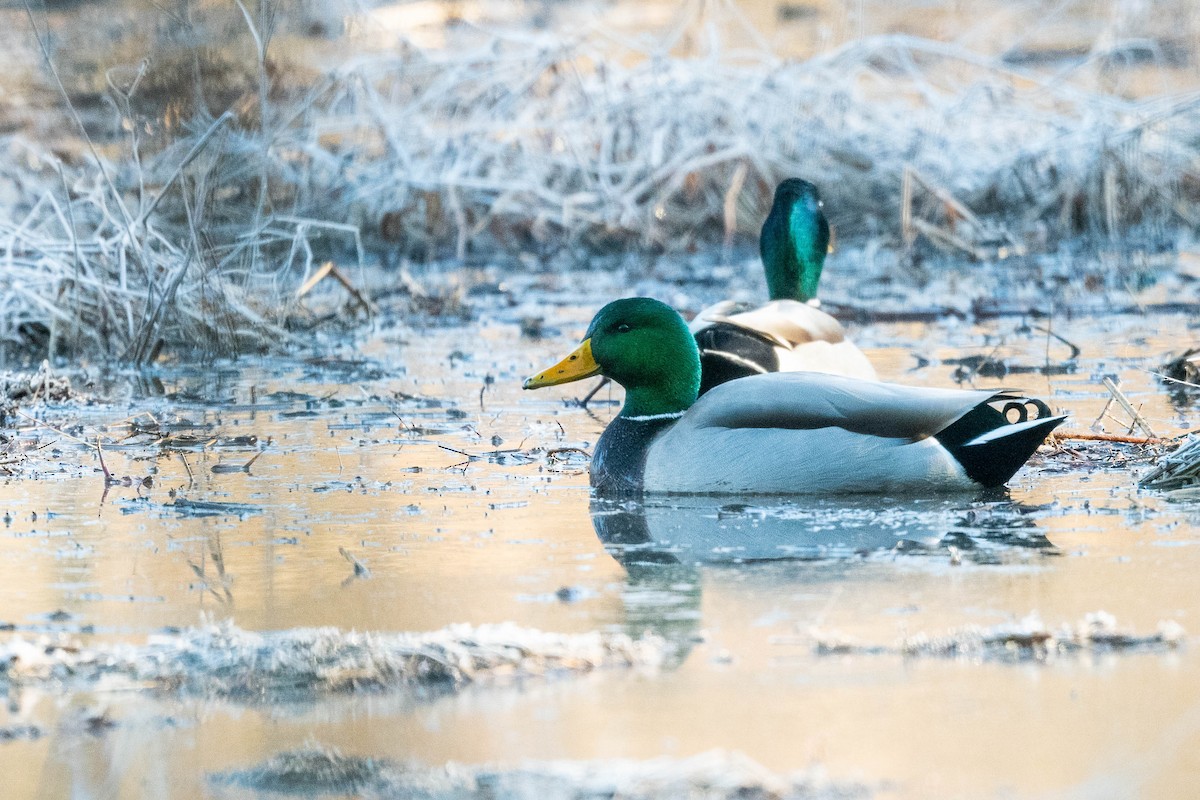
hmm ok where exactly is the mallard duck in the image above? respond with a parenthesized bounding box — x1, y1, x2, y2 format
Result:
(525, 298, 1064, 496)
(691, 178, 875, 394)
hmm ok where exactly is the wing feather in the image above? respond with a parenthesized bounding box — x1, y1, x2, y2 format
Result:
(712, 300, 845, 348)
(690, 300, 846, 348)
(679, 372, 999, 440)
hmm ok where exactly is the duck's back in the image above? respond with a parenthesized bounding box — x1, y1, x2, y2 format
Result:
(692, 300, 875, 394)
(640, 372, 1059, 495)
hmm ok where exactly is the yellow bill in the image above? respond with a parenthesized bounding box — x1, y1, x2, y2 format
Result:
(523, 338, 601, 389)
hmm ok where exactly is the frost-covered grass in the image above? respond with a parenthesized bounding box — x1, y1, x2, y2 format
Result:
(2, 0, 1199, 360)
(210, 745, 870, 800)
(811, 611, 1185, 661)
(0, 621, 666, 699)
(1140, 434, 1200, 494)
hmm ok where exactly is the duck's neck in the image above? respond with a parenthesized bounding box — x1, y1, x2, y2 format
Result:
(761, 200, 828, 302)
(620, 379, 695, 420)
(596, 356, 697, 496)
(615, 348, 699, 420)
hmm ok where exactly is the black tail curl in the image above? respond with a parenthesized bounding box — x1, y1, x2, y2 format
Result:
(935, 394, 1066, 488)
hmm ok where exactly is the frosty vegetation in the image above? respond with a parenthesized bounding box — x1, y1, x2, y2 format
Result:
(0, 621, 666, 699)
(210, 745, 870, 800)
(811, 611, 1186, 661)
(1139, 434, 1200, 495)
(1, 0, 1198, 359)
(0, 360, 80, 422)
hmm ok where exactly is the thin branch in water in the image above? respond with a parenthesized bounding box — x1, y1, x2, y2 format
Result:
(1053, 430, 1173, 446)
(1101, 376, 1157, 439)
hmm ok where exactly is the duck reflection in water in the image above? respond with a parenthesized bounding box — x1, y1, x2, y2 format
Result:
(589, 495, 1058, 651)
(591, 495, 1058, 564)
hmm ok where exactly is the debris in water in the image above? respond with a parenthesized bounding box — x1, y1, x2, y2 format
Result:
(171, 499, 264, 518)
(811, 612, 1184, 662)
(0, 362, 83, 423)
(0, 725, 42, 742)
(0, 437, 23, 475)
(338, 547, 372, 580)
(73, 707, 118, 736)
(212, 746, 406, 796)
(210, 450, 265, 474)
(1041, 435, 1169, 473)
(1097, 376, 1157, 438)
(1139, 435, 1200, 493)
(0, 622, 666, 700)
(210, 745, 869, 799)
(555, 586, 585, 602)
(1161, 347, 1200, 386)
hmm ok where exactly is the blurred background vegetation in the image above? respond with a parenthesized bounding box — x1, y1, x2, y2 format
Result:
(1, 0, 1198, 361)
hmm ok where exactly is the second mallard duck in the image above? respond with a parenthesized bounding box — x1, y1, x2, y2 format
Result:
(691, 178, 875, 394)
(525, 297, 1064, 497)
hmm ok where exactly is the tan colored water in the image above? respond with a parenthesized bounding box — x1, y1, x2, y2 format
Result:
(1, 282, 1198, 798)
(1, 0, 1199, 794)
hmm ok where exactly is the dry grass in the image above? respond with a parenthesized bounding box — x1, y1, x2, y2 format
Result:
(1139, 434, 1200, 494)
(0, 1, 360, 363)
(2, 0, 1200, 360)
(339, 24, 1200, 257)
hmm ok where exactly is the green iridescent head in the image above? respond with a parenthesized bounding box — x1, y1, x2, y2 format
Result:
(760, 178, 830, 303)
(524, 298, 701, 418)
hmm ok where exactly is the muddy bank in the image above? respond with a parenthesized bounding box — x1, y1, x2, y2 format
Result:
(0, 622, 666, 700)
(210, 746, 868, 800)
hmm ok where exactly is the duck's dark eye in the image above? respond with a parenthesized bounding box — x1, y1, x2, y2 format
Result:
(616, 323, 632, 333)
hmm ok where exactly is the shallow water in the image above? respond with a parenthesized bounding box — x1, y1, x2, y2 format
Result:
(1, 284, 1199, 799)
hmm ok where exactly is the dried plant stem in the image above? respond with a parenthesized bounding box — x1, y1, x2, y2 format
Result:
(1053, 431, 1172, 445)
(1101, 377, 1157, 438)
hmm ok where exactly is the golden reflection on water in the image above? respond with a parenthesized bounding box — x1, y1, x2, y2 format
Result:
(2, 0, 1198, 793)
(1, 307, 1199, 799)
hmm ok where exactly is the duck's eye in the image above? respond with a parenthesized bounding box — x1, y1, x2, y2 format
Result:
(616, 323, 632, 333)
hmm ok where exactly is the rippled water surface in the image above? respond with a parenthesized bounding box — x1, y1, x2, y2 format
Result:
(1, 286, 1199, 799)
